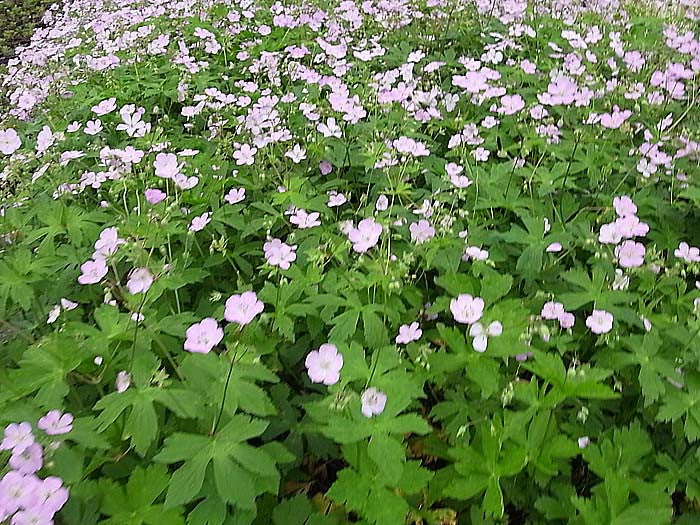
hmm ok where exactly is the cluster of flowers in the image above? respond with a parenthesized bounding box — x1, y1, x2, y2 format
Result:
(598, 196, 648, 269)
(0, 412, 73, 524)
(450, 294, 503, 352)
(183, 291, 264, 353)
(304, 343, 386, 418)
(77, 227, 154, 295)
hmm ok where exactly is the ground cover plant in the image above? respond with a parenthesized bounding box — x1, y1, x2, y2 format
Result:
(1, 0, 700, 522)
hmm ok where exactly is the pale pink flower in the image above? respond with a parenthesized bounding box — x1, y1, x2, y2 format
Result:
(541, 301, 565, 320)
(305, 343, 343, 385)
(263, 238, 297, 270)
(37, 410, 73, 436)
(360, 387, 387, 418)
(409, 220, 435, 244)
(36, 126, 54, 155)
(0, 128, 21, 155)
(84, 119, 103, 135)
(319, 160, 333, 175)
(154, 153, 180, 179)
(145, 188, 166, 204)
(450, 294, 485, 325)
(233, 144, 257, 165)
(613, 195, 637, 217)
(93, 227, 125, 259)
(327, 191, 347, 207)
(348, 218, 382, 253)
(224, 291, 264, 326)
(396, 322, 422, 344)
(91, 97, 117, 116)
(285, 144, 307, 163)
(375, 195, 389, 211)
(498, 94, 525, 115)
(184, 318, 223, 354)
(546, 242, 563, 252)
(78, 259, 108, 285)
(9, 443, 43, 474)
(586, 309, 613, 334)
(189, 212, 211, 232)
(675, 242, 700, 263)
(225, 188, 245, 204)
(0, 422, 34, 453)
(115, 371, 131, 393)
(558, 312, 576, 329)
(126, 268, 154, 294)
(615, 240, 645, 268)
(290, 209, 321, 229)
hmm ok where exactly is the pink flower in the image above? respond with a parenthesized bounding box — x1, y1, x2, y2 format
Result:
(348, 218, 382, 253)
(319, 160, 333, 175)
(305, 343, 344, 385)
(546, 242, 563, 252)
(615, 240, 645, 268)
(0, 471, 39, 515)
(0, 422, 34, 454)
(409, 220, 435, 244)
(285, 144, 307, 163)
(184, 318, 224, 354)
(578, 436, 590, 449)
(126, 267, 154, 294)
(598, 223, 622, 244)
(327, 191, 347, 207)
(9, 443, 43, 474)
(84, 119, 103, 135)
(613, 195, 637, 217)
(91, 97, 117, 116)
(35, 477, 69, 514)
(290, 209, 321, 229)
(145, 188, 166, 204)
(396, 322, 422, 344)
(225, 188, 245, 204)
(154, 153, 180, 179)
(450, 294, 485, 325)
(0, 128, 22, 155)
(224, 291, 264, 326)
(263, 238, 297, 270)
(93, 227, 125, 259)
(599, 106, 632, 129)
(233, 144, 257, 165)
(462, 246, 489, 261)
(586, 309, 614, 334)
(541, 301, 565, 320)
(516, 352, 533, 362)
(675, 242, 700, 263)
(36, 125, 54, 155)
(360, 387, 387, 418)
(11, 507, 54, 525)
(558, 312, 576, 329)
(115, 371, 131, 393)
(77, 259, 108, 285)
(498, 94, 525, 115)
(189, 212, 211, 232)
(37, 410, 73, 435)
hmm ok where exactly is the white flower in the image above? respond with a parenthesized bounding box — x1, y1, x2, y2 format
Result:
(468, 321, 503, 352)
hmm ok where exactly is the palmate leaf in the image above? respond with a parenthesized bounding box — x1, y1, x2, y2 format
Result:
(154, 415, 282, 513)
(99, 465, 185, 525)
(94, 387, 201, 455)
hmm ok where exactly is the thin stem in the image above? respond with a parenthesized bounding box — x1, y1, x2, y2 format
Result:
(211, 352, 236, 436)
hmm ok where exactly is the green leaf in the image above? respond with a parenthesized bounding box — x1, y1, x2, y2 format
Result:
(164, 451, 210, 508)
